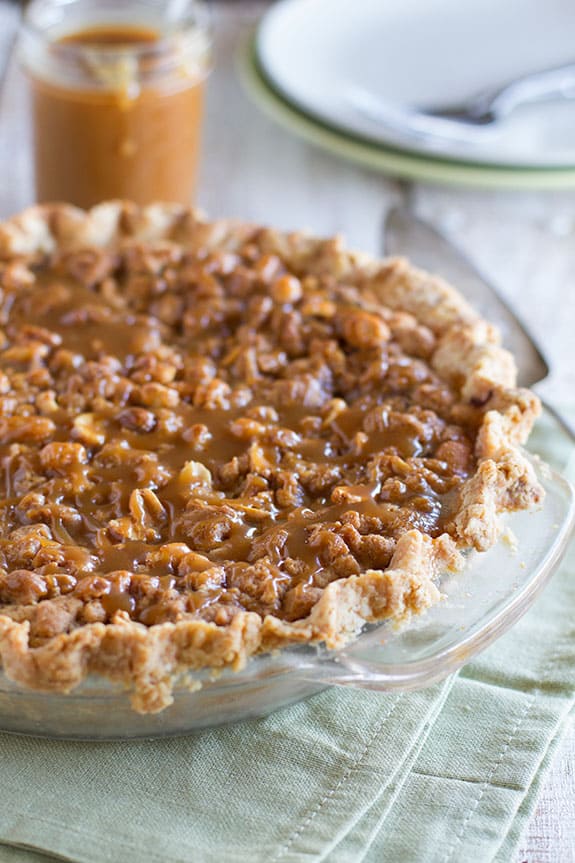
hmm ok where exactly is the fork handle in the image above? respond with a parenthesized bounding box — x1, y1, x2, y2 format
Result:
(483, 63, 575, 121)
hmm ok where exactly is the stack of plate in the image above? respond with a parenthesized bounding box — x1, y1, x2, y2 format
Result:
(243, 0, 575, 189)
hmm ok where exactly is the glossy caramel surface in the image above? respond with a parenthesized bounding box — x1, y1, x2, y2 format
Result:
(0, 237, 476, 635)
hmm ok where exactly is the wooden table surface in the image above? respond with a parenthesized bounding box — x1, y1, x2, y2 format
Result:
(1, 1, 573, 859)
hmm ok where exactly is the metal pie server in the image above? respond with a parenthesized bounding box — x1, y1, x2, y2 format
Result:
(383, 206, 575, 442)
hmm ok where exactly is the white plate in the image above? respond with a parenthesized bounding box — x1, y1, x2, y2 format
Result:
(256, 0, 575, 168)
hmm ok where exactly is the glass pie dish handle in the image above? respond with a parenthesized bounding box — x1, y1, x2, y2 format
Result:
(291, 455, 575, 693)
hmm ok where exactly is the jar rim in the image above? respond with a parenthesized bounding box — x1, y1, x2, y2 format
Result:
(21, 0, 212, 62)
(20, 1, 212, 88)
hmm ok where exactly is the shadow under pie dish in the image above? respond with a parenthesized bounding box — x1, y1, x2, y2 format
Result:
(0, 202, 546, 717)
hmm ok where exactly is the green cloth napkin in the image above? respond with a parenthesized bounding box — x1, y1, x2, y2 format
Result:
(0, 412, 573, 863)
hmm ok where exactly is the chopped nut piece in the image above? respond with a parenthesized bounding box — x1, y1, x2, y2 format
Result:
(179, 460, 213, 488)
(117, 407, 157, 433)
(129, 488, 167, 524)
(341, 309, 391, 349)
(0, 415, 55, 444)
(182, 423, 212, 449)
(136, 382, 180, 408)
(72, 413, 106, 446)
(271, 274, 303, 304)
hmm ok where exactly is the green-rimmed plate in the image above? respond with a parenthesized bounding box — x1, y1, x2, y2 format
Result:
(240, 38, 575, 190)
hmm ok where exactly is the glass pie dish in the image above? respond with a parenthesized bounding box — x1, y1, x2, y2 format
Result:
(0, 430, 572, 740)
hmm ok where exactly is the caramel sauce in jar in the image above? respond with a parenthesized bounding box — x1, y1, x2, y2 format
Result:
(21, 9, 211, 208)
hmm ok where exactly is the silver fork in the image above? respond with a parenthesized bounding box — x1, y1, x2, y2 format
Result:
(427, 62, 575, 126)
(348, 62, 575, 145)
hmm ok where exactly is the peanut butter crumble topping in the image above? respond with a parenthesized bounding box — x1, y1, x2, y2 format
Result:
(0, 205, 543, 712)
(0, 238, 475, 634)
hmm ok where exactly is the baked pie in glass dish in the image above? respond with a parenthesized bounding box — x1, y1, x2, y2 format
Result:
(0, 202, 553, 719)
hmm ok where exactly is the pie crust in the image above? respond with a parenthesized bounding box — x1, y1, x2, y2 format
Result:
(0, 202, 543, 713)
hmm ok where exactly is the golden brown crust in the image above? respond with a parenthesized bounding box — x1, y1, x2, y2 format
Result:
(0, 202, 543, 712)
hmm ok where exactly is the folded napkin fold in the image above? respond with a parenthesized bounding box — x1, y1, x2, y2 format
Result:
(0, 413, 573, 863)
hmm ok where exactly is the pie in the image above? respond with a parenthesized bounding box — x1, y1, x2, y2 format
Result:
(0, 202, 543, 713)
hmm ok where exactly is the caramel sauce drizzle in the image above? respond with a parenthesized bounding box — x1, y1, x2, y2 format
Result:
(0, 246, 475, 624)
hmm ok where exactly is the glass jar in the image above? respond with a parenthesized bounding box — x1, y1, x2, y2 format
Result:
(20, 0, 212, 209)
